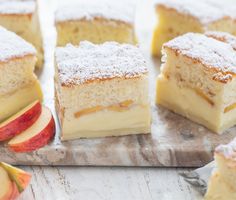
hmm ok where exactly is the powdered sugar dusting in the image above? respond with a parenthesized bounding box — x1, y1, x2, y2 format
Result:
(55, 41, 148, 86)
(0, 26, 36, 62)
(164, 33, 236, 80)
(216, 138, 236, 159)
(155, 0, 236, 25)
(205, 31, 236, 51)
(0, 0, 35, 15)
(55, 0, 135, 24)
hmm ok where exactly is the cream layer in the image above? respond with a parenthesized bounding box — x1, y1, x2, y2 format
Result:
(0, 80, 43, 122)
(61, 104, 151, 140)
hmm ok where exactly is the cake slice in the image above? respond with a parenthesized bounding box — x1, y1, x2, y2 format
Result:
(0, 0, 44, 68)
(55, 41, 151, 140)
(156, 32, 236, 134)
(152, 0, 236, 56)
(55, 1, 136, 47)
(0, 26, 43, 122)
(205, 138, 236, 199)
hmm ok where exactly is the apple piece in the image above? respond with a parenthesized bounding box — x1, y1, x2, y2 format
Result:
(0, 162, 31, 193)
(0, 100, 42, 142)
(0, 166, 19, 200)
(8, 106, 56, 153)
(0, 166, 13, 200)
(9, 182, 20, 200)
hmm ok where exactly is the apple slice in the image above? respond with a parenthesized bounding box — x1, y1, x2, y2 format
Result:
(0, 162, 31, 192)
(0, 100, 42, 142)
(8, 106, 56, 153)
(0, 166, 19, 200)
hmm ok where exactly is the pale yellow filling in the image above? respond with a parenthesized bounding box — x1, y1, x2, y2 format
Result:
(0, 80, 43, 122)
(61, 104, 151, 140)
(156, 75, 221, 132)
(156, 75, 236, 133)
(74, 100, 134, 118)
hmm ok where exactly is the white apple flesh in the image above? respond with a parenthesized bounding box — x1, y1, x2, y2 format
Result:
(8, 106, 55, 153)
(0, 101, 41, 141)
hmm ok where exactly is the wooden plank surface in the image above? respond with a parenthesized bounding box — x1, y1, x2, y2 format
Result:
(0, 0, 235, 167)
(19, 166, 202, 200)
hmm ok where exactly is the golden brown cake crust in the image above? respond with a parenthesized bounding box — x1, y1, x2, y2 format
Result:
(205, 31, 236, 51)
(55, 41, 148, 87)
(163, 33, 236, 83)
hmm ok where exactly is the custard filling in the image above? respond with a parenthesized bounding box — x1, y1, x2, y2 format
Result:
(194, 88, 214, 106)
(74, 100, 134, 118)
(224, 103, 236, 113)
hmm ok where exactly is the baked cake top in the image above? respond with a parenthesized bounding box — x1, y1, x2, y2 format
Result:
(55, 41, 148, 87)
(205, 31, 236, 51)
(155, 0, 236, 25)
(215, 138, 236, 160)
(0, 0, 35, 15)
(163, 33, 236, 83)
(0, 26, 36, 62)
(55, 1, 134, 25)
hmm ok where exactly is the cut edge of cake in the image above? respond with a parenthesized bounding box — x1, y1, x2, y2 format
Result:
(55, 41, 151, 140)
(156, 32, 236, 134)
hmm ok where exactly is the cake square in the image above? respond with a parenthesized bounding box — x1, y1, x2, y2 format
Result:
(156, 32, 236, 134)
(0, 26, 42, 122)
(205, 138, 236, 199)
(0, 0, 44, 68)
(152, 0, 236, 57)
(55, 41, 151, 140)
(55, 1, 136, 47)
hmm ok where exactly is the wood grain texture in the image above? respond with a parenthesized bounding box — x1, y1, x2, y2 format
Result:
(0, 0, 236, 167)
(18, 166, 202, 200)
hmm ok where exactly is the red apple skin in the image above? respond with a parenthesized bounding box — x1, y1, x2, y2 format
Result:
(0, 162, 31, 192)
(0, 101, 42, 142)
(8, 116, 56, 153)
(9, 182, 20, 200)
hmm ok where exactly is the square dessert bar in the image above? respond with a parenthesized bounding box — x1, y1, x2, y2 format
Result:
(156, 32, 236, 134)
(55, 41, 151, 140)
(205, 138, 236, 199)
(0, 0, 44, 68)
(55, 1, 136, 46)
(0, 26, 42, 122)
(152, 0, 236, 56)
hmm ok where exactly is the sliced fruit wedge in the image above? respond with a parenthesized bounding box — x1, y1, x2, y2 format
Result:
(0, 100, 42, 141)
(0, 162, 31, 192)
(8, 106, 56, 153)
(0, 166, 19, 200)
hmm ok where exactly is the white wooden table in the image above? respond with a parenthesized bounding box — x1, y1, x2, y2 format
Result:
(18, 167, 202, 200)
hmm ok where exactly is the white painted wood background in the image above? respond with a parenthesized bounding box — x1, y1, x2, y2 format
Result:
(19, 167, 202, 200)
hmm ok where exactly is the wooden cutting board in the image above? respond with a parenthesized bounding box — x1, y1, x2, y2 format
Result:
(1, 0, 236, 167)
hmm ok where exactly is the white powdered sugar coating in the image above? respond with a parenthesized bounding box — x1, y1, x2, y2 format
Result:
(216, 138, 236, 159)
(55, 41, 148, 86)
(164, 33, 236, 78)
(0, 0, 35, 15)
(55, 0, 135, 24)
(205, 31, 236, 51)
(155, 0, 236, 25)
(0, 26, 36, 62)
